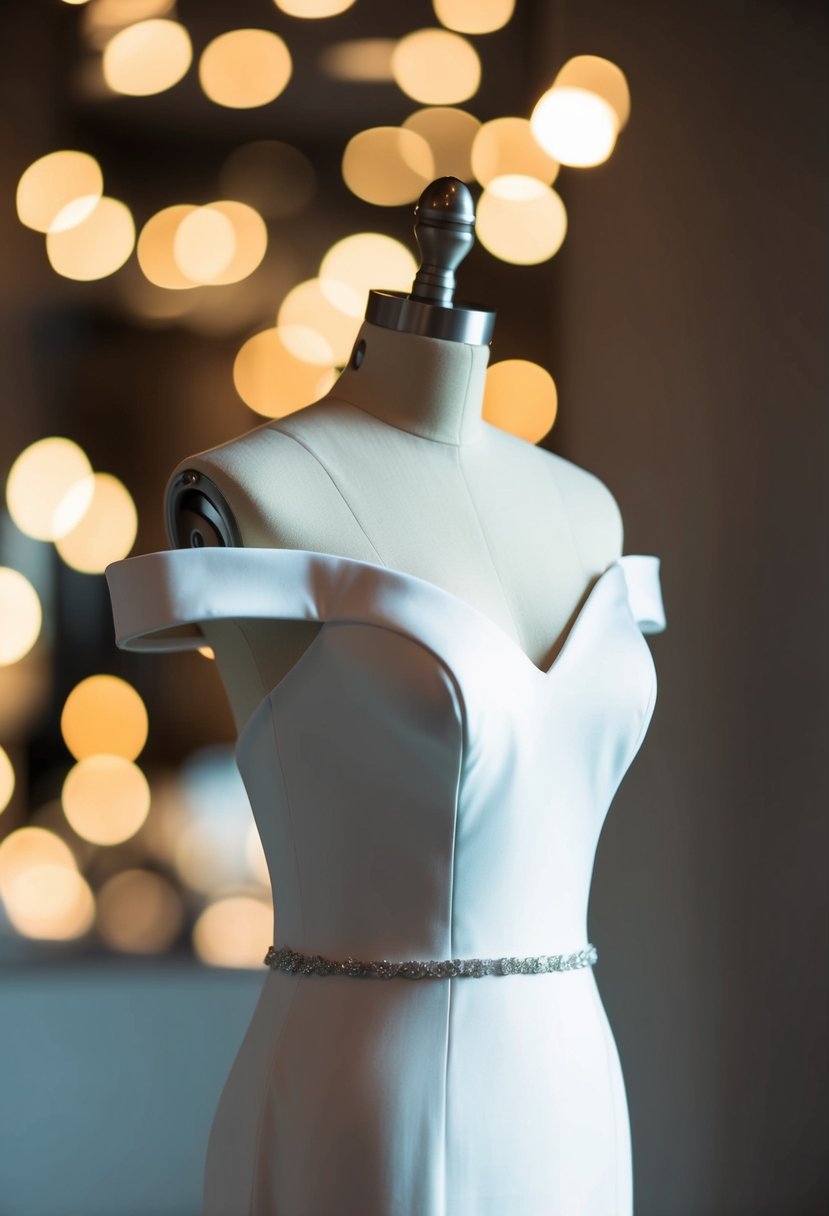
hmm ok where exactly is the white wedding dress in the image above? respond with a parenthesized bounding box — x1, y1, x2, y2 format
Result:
(107, 546, 666, 1216)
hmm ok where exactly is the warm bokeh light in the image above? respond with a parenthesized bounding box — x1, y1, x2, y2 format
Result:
(476, 175, 567, 264)
(199, 29, 292, 109)
(233, 326, 337, 418)
(554, 55, 631, 130)
(483, 359, 558, 443)
(16, 150, 103, 234)
(278, 277, 362, 366)
(3, 865, 95, 941)
(319, 232, 418, 311)
(0, 569, 42, 667)
(82, 0, 175, 49)
(274, 0, 356, 15)
(137, 204, 197, 289)
(319, 38, 395, 82)
(402, 107, 480, 181)
(55, 472, 138, 573)
(61, 674, 149, 761)
(0, 747, 15, 814)
(193, 895, 273, 968)
(471, 116, 559, 187)
(102, 18, 192, 96)
(342, 127, 434, 206)
(207, 201, 268, 285)
(432, 0, 515, 34)
(0, 826, 77, 897)
(220, 141, 316, 220)
(531, 86, 618, 167)
(96, 868, 184, 954)
(392, 29, 480, 105)
(173, 206, 236, 284)
(46, 195, 135, 280)
(198, 646, 215, 659)
(6, 436, 94, 541)
(62, 755, 151, 845)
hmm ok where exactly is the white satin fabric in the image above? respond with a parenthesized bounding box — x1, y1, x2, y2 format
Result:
(106, 547, 666, 1216)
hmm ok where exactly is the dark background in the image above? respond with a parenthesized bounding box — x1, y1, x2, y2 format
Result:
(0, 2, 826, 1213)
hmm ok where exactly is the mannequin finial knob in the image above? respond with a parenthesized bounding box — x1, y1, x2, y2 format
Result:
(410, 177, 476, 307)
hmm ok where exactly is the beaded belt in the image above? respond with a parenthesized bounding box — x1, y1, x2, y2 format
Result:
(264, 943, 598, 980)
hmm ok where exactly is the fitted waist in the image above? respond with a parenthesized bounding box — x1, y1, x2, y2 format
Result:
(264, 943, 598, 979)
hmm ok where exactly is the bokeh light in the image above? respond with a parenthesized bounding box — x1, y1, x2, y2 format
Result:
(82, 0, 175, 49)
(55, 473, 138, 573)
(319, 232, 417, 311)
(62, 755, 151, 845)
(233, 326, 337, 418)
(471, 116, 559, 187)
(483, 359, 558, 443)
(6, 436, 94, 541)
(46, 196, 135, 280)
(137, 204, 198, 290)
(319, 38, 395, 82)
(96, 868, 184, 954)
(16, 151, 103, 234)
(402, 107, 480, 181)
(531, 86, 618, 167)
(475, 175, 567, 264)
(173, 206, 236, 284)
(392, 29, 480, 105)
(61, 674, 149, 761)
(278, 277, 362, 366)
(219, 141, 316, 220)
(342, 126, 434, 206)
(0, 826, 77, 897)
(3, 865, 95, 941)
(554, 55, 631, 130)
(102, 18, 192, 96)
(433, 0, 515, 34)
(199, 29, 292, 109)
(207, 201, 268, 285)
(0, 569, 42, 667)
(274, 0, 356, 15)
(192, 895, 273, 968)
(0, 747, 15, 814)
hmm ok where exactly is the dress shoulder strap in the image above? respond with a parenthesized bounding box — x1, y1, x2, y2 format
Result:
(618, 554, 667, 634)
(105, 548, 325, 652)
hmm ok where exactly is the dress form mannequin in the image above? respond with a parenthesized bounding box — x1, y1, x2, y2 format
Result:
(107, 177, 665, 1216)
(164, 178, 623, 732)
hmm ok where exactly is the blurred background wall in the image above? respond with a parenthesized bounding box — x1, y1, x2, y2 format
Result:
(0, 1, 826, 1214)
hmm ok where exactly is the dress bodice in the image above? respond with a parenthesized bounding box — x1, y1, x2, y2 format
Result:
(107, 548, 665, 960)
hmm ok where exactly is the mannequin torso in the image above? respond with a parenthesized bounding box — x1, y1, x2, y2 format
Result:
(167, 320, 623, 732)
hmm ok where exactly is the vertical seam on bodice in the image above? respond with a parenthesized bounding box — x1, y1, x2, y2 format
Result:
(442, 662, 466, 1216)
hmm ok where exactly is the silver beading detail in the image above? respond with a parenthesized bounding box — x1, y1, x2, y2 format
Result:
(263, 943, 598, 979)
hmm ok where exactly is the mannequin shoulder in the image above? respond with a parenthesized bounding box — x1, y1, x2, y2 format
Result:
(483, 426, 624, 566)
(544, 449, 624, 566)
(165, 418, 343, 548)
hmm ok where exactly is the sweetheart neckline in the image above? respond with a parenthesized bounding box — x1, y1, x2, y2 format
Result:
(212, 545, 630, 681)
(226, 547, 639, 763)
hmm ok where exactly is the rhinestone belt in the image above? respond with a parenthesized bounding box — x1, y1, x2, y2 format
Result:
(264, 943, 598, 980)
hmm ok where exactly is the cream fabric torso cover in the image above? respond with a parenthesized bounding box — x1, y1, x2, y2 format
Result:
(107, 544, 666, 1216)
